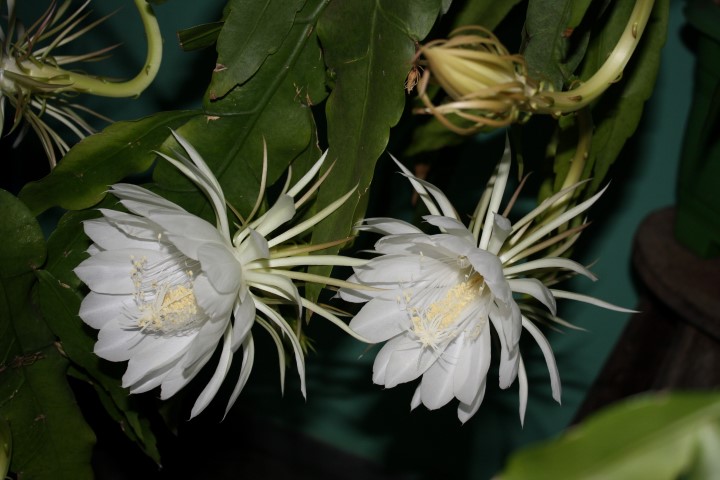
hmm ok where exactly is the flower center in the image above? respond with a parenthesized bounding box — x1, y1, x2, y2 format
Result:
(130, 254, 205, 335)
(409, 273, 485, 350)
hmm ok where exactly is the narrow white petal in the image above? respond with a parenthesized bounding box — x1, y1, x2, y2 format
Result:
(359, 217, 422, 235)
(500, 185, 608, 264)
(286, 150, 327, 197)
(518, 355, 528, 426)
(224, 334, 255, 418)
(423, 215, 474, 242)
(254, 194, 295, 238)
(268, 187, 356, 248)
(550, 289, 637, 312)
(487, 213, 512, 255)
(231, 297, 256, 351)
(254, 299, 306, 398)
(410, 384, 422, 410)
(236, 229, 270, 263)
(509, 278, 557, 316)
(190, 328, 234, 418)
(465, 248, 510, 302)
(522, 316, 562, 404)
(503, 257, 597, 281)
(401, 173, 459, 220)
(110, 183, 185, 214)
(479, 140, 511, 250)
(390, 154, 442, 217)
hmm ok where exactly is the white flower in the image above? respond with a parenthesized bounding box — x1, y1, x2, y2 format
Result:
(75, 132, 364, 418)
(338, 142, 631, 423)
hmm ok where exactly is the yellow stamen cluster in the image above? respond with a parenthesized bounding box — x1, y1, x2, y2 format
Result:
(131, 256, 201, 335)
(410, 273, 485, 349)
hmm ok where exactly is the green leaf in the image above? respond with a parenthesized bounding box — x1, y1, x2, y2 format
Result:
(18, 110, 199, 216)
(501, 392, 720, 480)
(311, 0, 443, 250)
(36, 269, 161, 465)
(523, 0, 594, 90)
(0, 190, 94, 480)
(39, 207, 161, 463)
(0, 419, 10, 479)
(153, 0, 329, 219)
(451, 0, 524, 30)
(580, 0, 669, 194)
(177, 21, 224, 51)
(208, 0, 305, 100)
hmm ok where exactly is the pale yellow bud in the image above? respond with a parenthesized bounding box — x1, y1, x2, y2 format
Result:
(415, 27, 550, 134)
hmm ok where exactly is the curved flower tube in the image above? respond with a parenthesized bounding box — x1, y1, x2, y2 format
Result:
(75, 131, 366, 418)
(338, 141, 632, 424)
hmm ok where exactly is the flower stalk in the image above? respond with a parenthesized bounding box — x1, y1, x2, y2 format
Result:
(1, 0, 162, 166)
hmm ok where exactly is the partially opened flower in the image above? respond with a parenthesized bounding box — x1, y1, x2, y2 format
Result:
(76, 131, 364, 418)
(338, 142, 631, 423)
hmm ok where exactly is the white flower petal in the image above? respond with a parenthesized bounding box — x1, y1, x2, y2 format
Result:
(509, 278, 557, 316)
(110, 184, 185, 214)
(122, 333, 196, 386)
(79, 292, 133, 329)
(384, 342, 436, 389)
(420, 337, 462, 409)
(190, 328, 234, 418)
(522, 316, 562, 404)
(254, 194, 295, 238)
(95, 320, 141, 361)
(349, 297, 408, 343)
(454, 326, 491, 405)
(487, 213, 511, 255)
(360, 217, 423, 235)
(224, 334, 255, 418)
(197, 242, 241, 294)
(83, 217, 158, 251)
(518, 355, 528, 425)
(76, 248, 161, 294)
(457, 378, 487, 424)
(423, 215, 474, 243)
(410, 384, 422, 410)
(371, 334, 407, 385)
(193, 274, 237, 321)
(149, 211, 226, 259)
(237, 229, 269, 264)
(231, 297, 256, 351)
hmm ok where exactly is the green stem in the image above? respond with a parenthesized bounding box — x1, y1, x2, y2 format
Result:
(536, 0, 655, 114)
(26, 0, 162, 97)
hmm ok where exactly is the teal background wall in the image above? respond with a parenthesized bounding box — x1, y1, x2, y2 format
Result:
(9, 0, 695, 478)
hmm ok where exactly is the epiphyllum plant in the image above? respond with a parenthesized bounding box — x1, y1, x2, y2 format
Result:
(0, 0, 161, 166)
(339, 143, 631, 423)
(75, 131, 367, 418)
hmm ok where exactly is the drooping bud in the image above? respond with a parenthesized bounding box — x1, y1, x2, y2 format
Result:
(415, 27, 551, 134)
